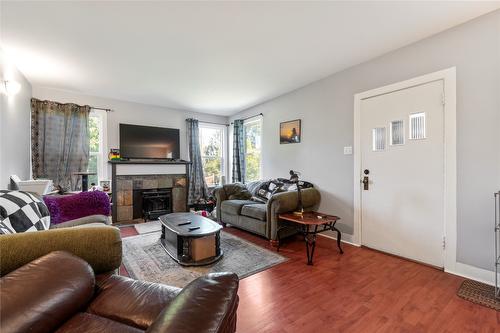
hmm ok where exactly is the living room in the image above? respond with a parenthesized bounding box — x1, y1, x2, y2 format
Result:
(1, 1, 499, 332)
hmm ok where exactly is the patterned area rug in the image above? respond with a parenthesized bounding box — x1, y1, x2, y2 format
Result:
(457, 279, 499, 311)
(122, 230, 287, 288)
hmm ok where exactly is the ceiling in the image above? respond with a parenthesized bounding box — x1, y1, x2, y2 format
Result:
(1, 1, 499, 116)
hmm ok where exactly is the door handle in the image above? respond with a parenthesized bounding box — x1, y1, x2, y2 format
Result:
(362, 176, 369, 190)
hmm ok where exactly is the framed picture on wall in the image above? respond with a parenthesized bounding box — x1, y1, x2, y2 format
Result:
(280, 119, 301, 144)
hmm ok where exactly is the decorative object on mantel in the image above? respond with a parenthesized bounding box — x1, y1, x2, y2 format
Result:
(108, 148, 120, 161)
(280, 119, 301, 144)
(289, 170, 304, 216)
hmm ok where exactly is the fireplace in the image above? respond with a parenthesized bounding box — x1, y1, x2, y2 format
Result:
(133, 188, 172, 221)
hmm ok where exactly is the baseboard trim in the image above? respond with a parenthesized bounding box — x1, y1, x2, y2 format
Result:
(445, 262, 495, 286)
(318, 232, 359, 247)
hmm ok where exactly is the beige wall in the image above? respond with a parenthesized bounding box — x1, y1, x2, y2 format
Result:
(0, 49, 32, 189)
(230, 10, 500, 272)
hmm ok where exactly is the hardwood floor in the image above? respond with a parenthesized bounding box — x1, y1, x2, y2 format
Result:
(119, 226, 499, 332)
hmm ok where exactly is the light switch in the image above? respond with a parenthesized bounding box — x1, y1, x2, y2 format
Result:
(344, 146, 353, 155)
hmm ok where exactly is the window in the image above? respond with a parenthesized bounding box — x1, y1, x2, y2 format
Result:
(87, 109, 107, 186)
(390, 120, 405, 145)
(199, 124, 226, 187)
(372, 127, 386, 151)
(409, 112, 426, 140)
(244, 118, 262, 182)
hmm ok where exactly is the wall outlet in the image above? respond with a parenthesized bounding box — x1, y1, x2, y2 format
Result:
(344, 146, 353, 155)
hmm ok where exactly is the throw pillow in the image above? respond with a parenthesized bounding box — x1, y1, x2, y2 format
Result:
(0, 190, 50, 234)
(254, 180, 285, 202)
(223, 183, 252, 200)
(277, 178, 314, 191)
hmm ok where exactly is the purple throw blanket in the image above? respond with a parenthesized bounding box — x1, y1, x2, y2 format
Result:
(43, 191, 111, 225)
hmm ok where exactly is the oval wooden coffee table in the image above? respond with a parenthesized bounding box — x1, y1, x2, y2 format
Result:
(159, 212, 223, 266)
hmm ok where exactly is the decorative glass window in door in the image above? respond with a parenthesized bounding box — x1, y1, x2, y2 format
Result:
(372, 127, 386, 151)
(409, 112, 426, 140)
(390, 120, 404, 145)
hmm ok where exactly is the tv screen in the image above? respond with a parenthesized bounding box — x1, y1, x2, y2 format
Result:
(119, 124, 180, 159)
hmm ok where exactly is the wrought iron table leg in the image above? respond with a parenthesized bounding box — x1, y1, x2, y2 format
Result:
(332, 224, 344, 254)
(304, 225, 319, 265)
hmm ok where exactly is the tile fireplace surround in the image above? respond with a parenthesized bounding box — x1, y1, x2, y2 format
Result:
(109, 160, 191, 224)
(115, 174, 187, 222)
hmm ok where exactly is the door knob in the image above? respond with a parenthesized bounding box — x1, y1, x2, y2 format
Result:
(362, 176, 369, 190)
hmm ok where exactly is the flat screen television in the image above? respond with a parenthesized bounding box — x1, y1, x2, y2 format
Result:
(119, 124, 180, 159)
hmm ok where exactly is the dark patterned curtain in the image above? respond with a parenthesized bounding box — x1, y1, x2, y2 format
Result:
(31, 99, 90, 191)
(186, 118, 208, 204)
(232, 119, 245, 183)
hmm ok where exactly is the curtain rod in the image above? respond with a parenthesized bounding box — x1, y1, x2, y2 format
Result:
(198, 120, 229, 127)
(90, 106, 113, 112)
(230, 112, 263, 125)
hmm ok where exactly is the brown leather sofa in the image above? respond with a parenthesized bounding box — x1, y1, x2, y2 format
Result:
(0, 227, 239, 333)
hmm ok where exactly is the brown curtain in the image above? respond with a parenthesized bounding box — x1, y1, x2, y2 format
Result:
(31, 98, 90, 191)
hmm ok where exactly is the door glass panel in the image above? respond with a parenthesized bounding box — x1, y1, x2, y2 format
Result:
(372, 127, 386, 151)
(409, 112, 426, 140)
(390, 120, 404, 145)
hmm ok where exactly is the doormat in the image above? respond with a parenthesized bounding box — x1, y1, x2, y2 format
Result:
(457, 279, 499, 311)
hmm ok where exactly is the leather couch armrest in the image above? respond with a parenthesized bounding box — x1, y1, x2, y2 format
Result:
(146, 272, 239, 333)
(267, 188, 321, 240)
(0, 226, 122, 277)
(0, 251, 95, 333)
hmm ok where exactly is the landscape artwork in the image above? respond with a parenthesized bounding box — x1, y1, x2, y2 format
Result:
(280, 119, 301, 144)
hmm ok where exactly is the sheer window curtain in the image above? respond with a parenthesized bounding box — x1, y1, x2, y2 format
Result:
(186, 118, 208, 204)
(232, 119, 245, 183)
(31, 98, 90, 191)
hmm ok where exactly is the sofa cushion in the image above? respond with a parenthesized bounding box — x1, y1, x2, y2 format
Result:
(240, 204, 267, 221)
(88, 275, 181, 330)
(220, 200, 257, 215)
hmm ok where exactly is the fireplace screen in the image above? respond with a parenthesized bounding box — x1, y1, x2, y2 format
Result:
(133, 188, 172, 221)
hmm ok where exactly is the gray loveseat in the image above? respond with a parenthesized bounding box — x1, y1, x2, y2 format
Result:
(213, 181, 320, 243)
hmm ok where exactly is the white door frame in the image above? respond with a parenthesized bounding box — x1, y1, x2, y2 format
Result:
(353, 67, 456, 272)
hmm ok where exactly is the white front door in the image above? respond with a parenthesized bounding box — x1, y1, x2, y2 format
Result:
(360, 80, 445, 267)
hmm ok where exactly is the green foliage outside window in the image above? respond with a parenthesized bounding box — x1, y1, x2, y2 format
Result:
(87, 116, 100, 186)
(200, 127, 223, 187)
(244, 121, 261, 182)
